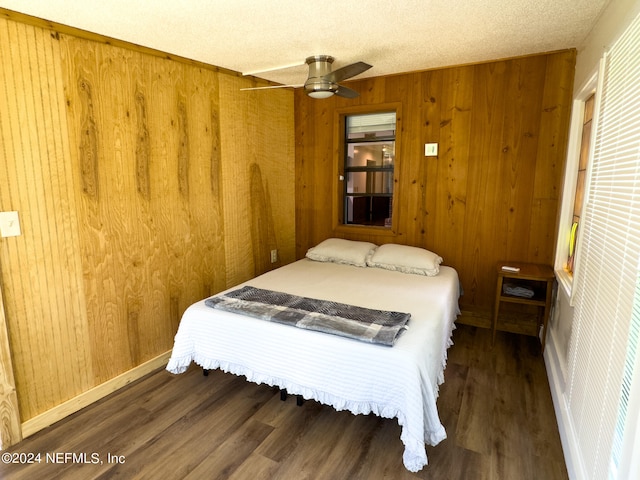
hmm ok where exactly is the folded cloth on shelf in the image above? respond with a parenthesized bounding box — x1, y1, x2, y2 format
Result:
(503, 283, 535, 298)
(205, 285, 410, 346)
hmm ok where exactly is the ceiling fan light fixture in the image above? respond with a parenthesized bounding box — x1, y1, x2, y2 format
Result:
(304, 76, 338, 98)
(308, 90, 335, 99)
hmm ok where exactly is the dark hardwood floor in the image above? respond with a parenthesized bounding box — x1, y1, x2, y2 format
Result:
(0, 324, 568, 479)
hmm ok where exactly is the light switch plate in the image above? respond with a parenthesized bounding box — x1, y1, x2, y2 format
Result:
(425, 143, 438, 156)
(0, 211, 21, 237)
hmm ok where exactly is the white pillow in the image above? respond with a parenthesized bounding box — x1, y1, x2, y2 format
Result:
(367, 243, 443, 276)
(305, 238, 377, 267)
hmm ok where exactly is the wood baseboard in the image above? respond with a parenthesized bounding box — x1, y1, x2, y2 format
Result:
(458, 306, 542, 338)
(457, 308, 492, 329)
(21, 350, 172, 438)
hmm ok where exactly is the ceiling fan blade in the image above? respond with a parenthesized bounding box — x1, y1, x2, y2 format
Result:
(241, 61, 305, 77)
(335, 84, 360, 98)
(240, 84, 302, 91)
(326, 61, 372, 83)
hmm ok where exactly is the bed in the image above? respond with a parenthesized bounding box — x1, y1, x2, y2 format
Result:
(166, 239, 460, 472)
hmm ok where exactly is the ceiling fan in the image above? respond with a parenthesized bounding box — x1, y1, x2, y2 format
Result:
(241, 55, 372, 99)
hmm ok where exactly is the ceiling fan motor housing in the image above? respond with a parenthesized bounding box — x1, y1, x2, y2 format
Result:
(304, 55, 338, 95)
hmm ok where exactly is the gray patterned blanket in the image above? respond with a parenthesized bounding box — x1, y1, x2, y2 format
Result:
(204, 286, 410, 346)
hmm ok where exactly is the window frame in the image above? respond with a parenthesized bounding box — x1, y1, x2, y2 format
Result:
(332, 102, 402, 239)
(554, 66, 602, 303)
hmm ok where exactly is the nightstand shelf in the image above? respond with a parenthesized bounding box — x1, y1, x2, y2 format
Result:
(492, 262, 555, 352)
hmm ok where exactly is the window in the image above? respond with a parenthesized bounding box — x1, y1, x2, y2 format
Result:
(342, 112, 396, 227)
(554, 71, 599, 298)
(566, 93, 595, 275)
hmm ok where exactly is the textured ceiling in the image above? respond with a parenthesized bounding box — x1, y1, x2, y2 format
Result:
(1, 0, 609, 87)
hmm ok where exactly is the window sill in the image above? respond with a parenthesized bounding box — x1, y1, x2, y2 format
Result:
(555, 268, 574, 305)
(333, 224, 398, 239)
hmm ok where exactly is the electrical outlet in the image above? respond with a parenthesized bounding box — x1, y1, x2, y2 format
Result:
(0, 211, 21, 237)
(270, 249, 278, 263)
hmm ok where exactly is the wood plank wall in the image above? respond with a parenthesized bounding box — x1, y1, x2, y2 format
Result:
(0, 15, 294, 430)
(295, 50, 576, 320)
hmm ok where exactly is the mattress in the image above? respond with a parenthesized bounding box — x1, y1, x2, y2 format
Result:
(166, 258, 460, 471)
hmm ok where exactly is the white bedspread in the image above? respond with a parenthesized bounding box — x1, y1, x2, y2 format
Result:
(166, 259, 460, 471)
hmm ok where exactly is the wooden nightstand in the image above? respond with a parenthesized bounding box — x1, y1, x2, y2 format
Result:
(492, 262, 555, 352)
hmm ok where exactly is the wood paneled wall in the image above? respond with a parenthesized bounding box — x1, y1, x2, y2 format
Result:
(295, 50, 575, 318)
(0, 16, 294, 430)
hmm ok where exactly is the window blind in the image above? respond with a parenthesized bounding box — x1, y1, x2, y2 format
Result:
(566, 10, 640, 480)
(610, 277, 640, 477)
(346, 112, 396, 134)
